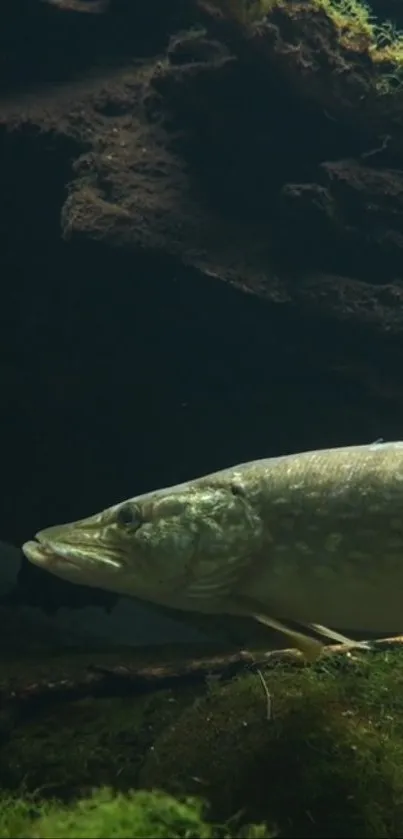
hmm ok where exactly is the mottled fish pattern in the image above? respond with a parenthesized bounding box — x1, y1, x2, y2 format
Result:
(22, 441, 403, 658)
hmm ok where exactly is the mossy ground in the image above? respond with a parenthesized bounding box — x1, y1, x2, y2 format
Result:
(2, 643, 403, 835)
(2, 644, 403, 834)
(140, 647, 403, 837)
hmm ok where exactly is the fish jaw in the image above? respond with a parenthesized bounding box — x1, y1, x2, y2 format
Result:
(22, 537, 93, 586)
(21, 512, 126, 588)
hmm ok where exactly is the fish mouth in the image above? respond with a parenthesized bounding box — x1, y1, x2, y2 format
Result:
(22, 537, 83, 569)
(22, 532, 123, 571)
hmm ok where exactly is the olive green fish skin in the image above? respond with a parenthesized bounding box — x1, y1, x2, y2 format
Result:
(22, 442, 403, 634)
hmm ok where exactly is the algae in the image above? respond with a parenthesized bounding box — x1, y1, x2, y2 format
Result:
(0, 788, 274, 838)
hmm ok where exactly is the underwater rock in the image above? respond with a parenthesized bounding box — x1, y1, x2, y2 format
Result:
(140, 646, 403, 837)
(277, 161, 403, 280)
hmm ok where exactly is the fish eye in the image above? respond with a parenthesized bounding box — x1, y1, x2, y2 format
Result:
(116, 503, 142, 529)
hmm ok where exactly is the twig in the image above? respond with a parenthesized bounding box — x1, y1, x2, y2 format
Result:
(1, 635, 402, 716)
(256, 667, 272, 720)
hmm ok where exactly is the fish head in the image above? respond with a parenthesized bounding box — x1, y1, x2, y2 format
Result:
(22, 483, 265, 610)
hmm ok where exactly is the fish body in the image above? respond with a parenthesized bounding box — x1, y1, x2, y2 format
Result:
(22, 441, 403, 657)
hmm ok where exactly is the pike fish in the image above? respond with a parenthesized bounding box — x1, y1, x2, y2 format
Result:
(22, 441, 403, 659)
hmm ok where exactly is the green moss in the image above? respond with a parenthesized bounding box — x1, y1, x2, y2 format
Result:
(140, 649, 403, 837)
(0, 789, 274, 838)
(0, 794, 49, 838)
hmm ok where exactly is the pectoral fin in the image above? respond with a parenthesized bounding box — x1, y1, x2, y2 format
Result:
(228, 596, 369, 662)
(228, 594, 324, 661)
(251, 616, 370, 660)
(251, 612, 324, 662)
(301, 622, 371, 651)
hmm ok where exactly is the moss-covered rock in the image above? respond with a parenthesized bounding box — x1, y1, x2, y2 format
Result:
(140, 648, 403, 837)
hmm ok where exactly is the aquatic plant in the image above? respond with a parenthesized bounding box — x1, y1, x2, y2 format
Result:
(0, 788, 274, 838)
